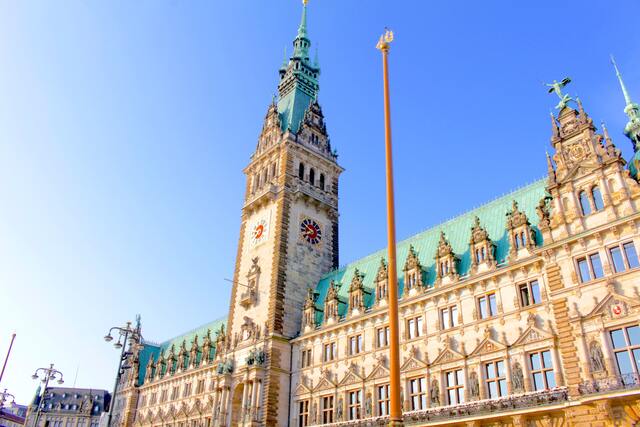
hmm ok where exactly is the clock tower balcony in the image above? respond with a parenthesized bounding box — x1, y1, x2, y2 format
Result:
(291, 180, 337, 210)
(244, 184, 281, 212)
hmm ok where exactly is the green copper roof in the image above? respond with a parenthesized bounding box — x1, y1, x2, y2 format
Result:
(276, 1, 320, 133)
(312, 179, 548, 324)
(138, 316, 226, 385)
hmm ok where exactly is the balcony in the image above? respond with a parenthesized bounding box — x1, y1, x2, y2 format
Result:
(579, 373, 640, 395)
(239, 289, 256, 308)
(313, 388, 568, 426)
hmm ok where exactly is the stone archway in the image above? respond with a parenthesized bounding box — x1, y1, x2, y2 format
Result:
(230, 383, 245, 426)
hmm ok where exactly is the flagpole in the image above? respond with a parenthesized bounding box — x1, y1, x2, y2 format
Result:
(376, 29, 403, 427)
(0, 333, 16, 386)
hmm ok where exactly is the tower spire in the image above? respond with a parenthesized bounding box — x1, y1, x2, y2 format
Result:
(298, 0, 309, 39)
(611, 55, 633, 106)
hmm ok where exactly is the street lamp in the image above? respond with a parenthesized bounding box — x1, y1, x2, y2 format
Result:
(104, 322, 143, 427)
(0, 388, 16, 408)
(31, 364, 64, 427)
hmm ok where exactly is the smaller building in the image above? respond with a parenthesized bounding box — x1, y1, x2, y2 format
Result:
(1, 405, 27, 427)
(25, 388, 110, 427)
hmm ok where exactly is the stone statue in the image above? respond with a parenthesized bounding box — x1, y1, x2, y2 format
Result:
(255, 350, 266, 366)
(590, 340, 605, 372)
(511, 363, 524, 392)
(364, 393, 372, 416)
(536, 196, 551, 228)
(545, 77, 572, 110)
(311, 402, 318, 424)
(336, 398, 344, 421)
(469, 372, 480, 399)
(430, 379, 440, 405)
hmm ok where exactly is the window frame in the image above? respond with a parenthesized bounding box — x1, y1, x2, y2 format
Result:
(348, 334, 363, 356)
(347, 389, 362, 421)
(484, 360, 507, 399)
(529, 350, 556, 391)
(321, 395, 334, 424)
(377, 325, 390, 348)
(609, 325, 640, 379)
(575, 252, 604, 283)
(301, 348, 312, 368)
(323, 342, 337, 362)
(608, 241, 640, 273)
(408, 377, 427, 411)
(518, 279, 542, 307)
(376, 384, 390, 416)
(406, 316, 423, 340)
(298, 399, 309, 427)
(440, 305, 459, 330)
(445, 369, 465, 405)
(477, 293, 497, 319)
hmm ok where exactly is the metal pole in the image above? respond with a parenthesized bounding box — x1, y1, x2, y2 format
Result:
(33, 365, 52, 427)
(377, 29, 403, 427)
(0, 333, 16, 386)
(107, 329, 129, 427)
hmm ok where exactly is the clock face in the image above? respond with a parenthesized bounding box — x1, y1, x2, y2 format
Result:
(250, 218, 269, 246)
(300, 218, 322, 245)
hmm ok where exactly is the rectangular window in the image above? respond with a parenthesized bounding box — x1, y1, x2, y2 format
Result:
(610, 325, 640, 381)
(529, 350, 556, 390)
(196, 379, 205, 394)
(576, 252, 604, 282)
(298, 400, 309, 427)
(348, 390, 362, 420)
(376, 384, 390, 416)
(485, 360, 507, 398)
(440, 305, 459, 329)
(321, 395, 334, 424)
(323, 342, 337, 362)
(445, 369, 465, 405)
(160, 390, 167, 403)
(349, 335, 363, 355)
(301, 349, 312, 368)
(406, 316, 423, 339)
(408, 377, 427, 411)
(519, 280, 542, 307)
(609, 241, 640, 273)
(183, 383, 191, 397)
(171, 386, 179, 400)
(377, 326, 390, 348)
(150, 392, 157, 405)
(478, 293, 497, 319)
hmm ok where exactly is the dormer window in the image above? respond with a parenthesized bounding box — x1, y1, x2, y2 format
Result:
(592, 187, 604, 210)
(403, 245, 423, 296)
(302, 288, 318, 330)
(348, 269, 368, 315)
(506, 201, 535, 260)
(324, 280, 341, 323)
(469, 216, 496, 272)
(434, 232, 458, 284)
(579, 190, 591, 215)
(374, 258, 388, 305)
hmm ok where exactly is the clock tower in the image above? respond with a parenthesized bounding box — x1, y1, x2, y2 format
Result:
(223, 1, 342, 425)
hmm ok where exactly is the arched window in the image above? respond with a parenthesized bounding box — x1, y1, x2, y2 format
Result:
(592, 186, 604, 211)
(579, 191, 592, 215)
(481, 246, 486, 261)
(271, 162, 277, 178)
(298, 163, 305, 180)
(319, 173, 325, 190)
(309, 168, 315, 186)
(514, 233, 520, 249)
(520, 231, 526, 247)
(475, 249, 480, 263)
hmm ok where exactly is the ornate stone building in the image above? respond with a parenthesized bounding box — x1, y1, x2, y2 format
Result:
(111, 2, 640, 426)
(25, 388, 110, 427)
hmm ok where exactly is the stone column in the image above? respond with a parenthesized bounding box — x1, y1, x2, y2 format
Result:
(241, 381, 249, 422)
(478, 364, 487, 400)
(219, 386, 229, 426)
(520, 353, 532, 393)
(250, 379, 258, 421)
(576, 332, 592, 381)
(551, 345, 565, 387)
(600, 329, 617, 377)
(504, 354, 513, 395)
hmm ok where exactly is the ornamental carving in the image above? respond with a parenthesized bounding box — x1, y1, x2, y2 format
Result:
(430, 380, 440, 405)
(506, 201, 529, 229)
(324, 280, 341, 322)
(468, 371, 480, 400)
(436, 231, 454, 258)
(512, 363, 525, 392)
(589, 341, 605, 373)
(348, 268, 366, 313)
(375, 258, 389, 304)
(404, 245, 422, 271)
(536, 196, 552, 230)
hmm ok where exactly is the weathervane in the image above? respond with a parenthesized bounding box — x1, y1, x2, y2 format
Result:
(376, 28, 394, 51)
(545, 77, 573, 110)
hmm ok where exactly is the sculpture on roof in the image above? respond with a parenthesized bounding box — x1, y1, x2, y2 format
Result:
(545, 77, 573, 110)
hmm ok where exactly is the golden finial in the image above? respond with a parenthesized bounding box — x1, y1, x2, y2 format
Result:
(376, 28, 394, 51)
(302, 0, 309, 5)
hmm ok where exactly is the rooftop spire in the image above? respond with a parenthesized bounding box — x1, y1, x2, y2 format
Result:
(298, 0, 309, 39)
(611, 55, 633, 106)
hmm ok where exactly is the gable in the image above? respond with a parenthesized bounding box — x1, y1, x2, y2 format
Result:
(432, 346, 465, 365)
(295, 382, 312, 396)
(366, 363, 390, 381)
(469, 337, 506, 357)
(338, 368, 363, 387)
(400, 355, 427, 372)
(585, 291, 640, 321)
(512, 325, 552, 347)
(313, 376, 336, 392)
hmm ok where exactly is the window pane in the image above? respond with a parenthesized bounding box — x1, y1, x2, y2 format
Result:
(520, 285, 530, 306)
(488, 382, 498, 399)
(447, 389, 455, 404)
(611, 329, 627, 349)
(496, 360, 504, 377)
(451, 306, 458, 326)
(542, 351, 553, 368)
(530, 353, 541, 370)
(611, 247, 626, 273)
(624, 242, 640, 268)
(592, 187, 604, 211)
(628, 326, 640, 346)
(577, 258, 591, 282)
(616, 350, 634, 375)
(457, 388, 465, 404)
(633, 349, 640, 374)
(446, 371, 454, 386)
(486, 363, 495, 379)
(489, 294, 497, 315)
(456, 370, 464, 385)
(530, 281, 541, 304)
(498, 379, 507, 396)
(579, 191, 591, 215)
(590, 253, 604, 278)
(479, 297, 487, 319)
(533, 372, 544, 391)
(545, 371, 556, 388)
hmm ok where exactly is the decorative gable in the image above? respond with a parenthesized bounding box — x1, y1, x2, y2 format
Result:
(400, 347, 428, 372)
(469, 330, 507, 357)
(511, 325, 553, 347)
(302, 288, 319, 330)
(432, 345, 465, 365)
(506, 201, 535, 261)
(584, 288, 640, 321)
(338, 363, 363, 387)
(313, 370, 337, 392)
(366, 363, 390, 381)
(295, 378, 312, 396)
(324, 280, 341, 323)
(348, 269, 368, 315)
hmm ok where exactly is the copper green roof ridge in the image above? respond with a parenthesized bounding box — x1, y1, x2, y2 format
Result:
(157, 315, 227, 348)
(318, 176, 547, 282)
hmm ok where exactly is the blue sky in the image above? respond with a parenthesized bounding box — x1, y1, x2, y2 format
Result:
(0, 0, 638, 403)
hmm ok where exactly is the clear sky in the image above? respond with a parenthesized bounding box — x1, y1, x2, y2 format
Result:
(0, 0, 638, 404)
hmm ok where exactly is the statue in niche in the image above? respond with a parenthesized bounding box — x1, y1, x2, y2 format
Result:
(511, 363, 524, 392)
(590, 340, 605, 372)
(430, 379, 440, 405)
(468, 372, 480, 399)
(336, 398, 343, 421)
(311, 402, 317, 424)
(364, 393, 372, 416)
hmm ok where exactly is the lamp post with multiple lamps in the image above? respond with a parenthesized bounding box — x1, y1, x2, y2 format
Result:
(30, 364, 64, 427)
(103, 321, 143, 427)
(0, 388, 15, 408)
